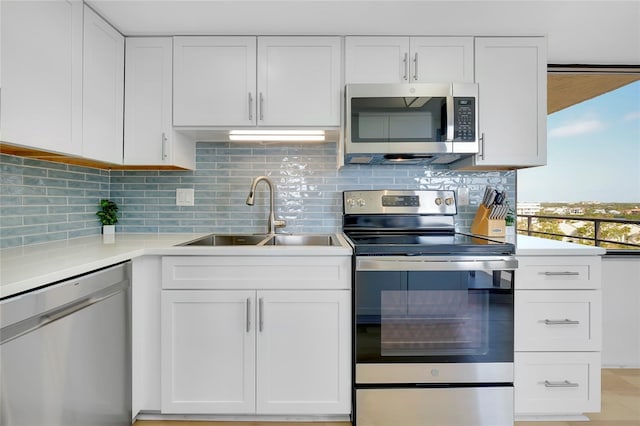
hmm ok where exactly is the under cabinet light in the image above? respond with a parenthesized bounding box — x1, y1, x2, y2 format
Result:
(228, 130, 325, 142)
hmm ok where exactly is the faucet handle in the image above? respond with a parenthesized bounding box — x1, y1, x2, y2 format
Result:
(274, 219, 286, 228)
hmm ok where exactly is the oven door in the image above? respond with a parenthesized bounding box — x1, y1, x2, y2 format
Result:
(354, 255, 516, 385)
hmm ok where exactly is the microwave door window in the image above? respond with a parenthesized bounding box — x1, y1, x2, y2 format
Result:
(350, 96, 445, 142)
(358, 112, 390, 141)
(389, 113, 433, 141)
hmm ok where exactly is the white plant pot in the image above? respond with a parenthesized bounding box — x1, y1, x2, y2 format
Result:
(102, 225, 116, 243)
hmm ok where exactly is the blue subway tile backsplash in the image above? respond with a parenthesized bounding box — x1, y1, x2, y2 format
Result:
(0, 142, 515, 248)
(0, 154, 110, 248)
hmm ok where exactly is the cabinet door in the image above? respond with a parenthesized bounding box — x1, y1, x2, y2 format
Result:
(410, 37, 474, 83)
(345, 36, 410, 84)
(82, 5, 124, 164)
(256, 290, 351, 414)
(257, 37, 342, 126)
(516, 256, 601, 290)
(1, 0, 82, 155)
(173, 36, 257, 126)
(124, 37, 172, 165)
(515, 290, 602, 351)
(473, 37, 547, 168)
(515, 352, 601, 415)
(161, 290, 256, 414)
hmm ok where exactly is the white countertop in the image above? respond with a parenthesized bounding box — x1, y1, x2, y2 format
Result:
(514, 235, 606, 256)
(0, 233, 353, 299)
(1, 233, 603, 299)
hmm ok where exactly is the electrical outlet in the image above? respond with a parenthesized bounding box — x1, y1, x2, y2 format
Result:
(176, 188, 195, 206)
(457, 187, 469, 206)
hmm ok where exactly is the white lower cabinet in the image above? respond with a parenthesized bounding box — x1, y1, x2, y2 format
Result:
(256, 290, 350, 414)
(161, 290, 256, 414)
(515, 352, 601, 415)
(515, 290, 602, 352)
(515, 254, 602, 418)
(160, 255, 351, 416)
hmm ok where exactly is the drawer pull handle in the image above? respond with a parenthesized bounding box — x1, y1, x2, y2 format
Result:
(543, 271, 580, 276)
(544, 380, 579, 388)
(544, 319, 580, 325)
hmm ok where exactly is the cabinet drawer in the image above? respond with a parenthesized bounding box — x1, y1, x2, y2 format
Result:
(515, 290, 601, 351)
(516, 256, 601, 290)
(515, 352, 601, 415)
(162, 256, 351, 290)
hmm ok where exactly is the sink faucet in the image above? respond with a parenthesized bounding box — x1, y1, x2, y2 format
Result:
(246, 176, 286, 234)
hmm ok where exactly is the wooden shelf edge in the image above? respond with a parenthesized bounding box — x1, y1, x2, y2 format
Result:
(0, 143, 190, 171)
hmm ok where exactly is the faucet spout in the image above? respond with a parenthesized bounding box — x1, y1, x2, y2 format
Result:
(246, 176, 285, 234)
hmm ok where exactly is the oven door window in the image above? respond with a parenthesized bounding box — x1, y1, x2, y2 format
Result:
(355, 269, 513, 363)
(350, 96, 446, 143)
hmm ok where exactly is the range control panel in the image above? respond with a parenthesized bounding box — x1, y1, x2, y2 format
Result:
(344, 190, 457, 215)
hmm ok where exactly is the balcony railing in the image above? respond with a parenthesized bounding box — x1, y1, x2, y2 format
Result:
(516, 214, 640, 251)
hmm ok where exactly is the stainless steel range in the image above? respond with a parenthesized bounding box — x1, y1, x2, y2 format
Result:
(343, 189, 517, 426)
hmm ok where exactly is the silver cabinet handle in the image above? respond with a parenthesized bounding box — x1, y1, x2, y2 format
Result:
(161, 132, 168, 160)
(248, 93, 253, 121)
(246, 297, 251, 333)
(258, 297, 264, 332)
(544, 319, 581, 325)
(413, 52, 419, 81)
(544, 380, 579, 388)
(402, 52, 408, 81)
(544, 271, 580, 276)
(259, 92, 264, 121)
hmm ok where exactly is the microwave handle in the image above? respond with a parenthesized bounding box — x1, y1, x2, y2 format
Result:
(446, 95, 454, 141)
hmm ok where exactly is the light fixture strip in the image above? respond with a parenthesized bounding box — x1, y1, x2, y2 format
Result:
(228, 129, 325, 141)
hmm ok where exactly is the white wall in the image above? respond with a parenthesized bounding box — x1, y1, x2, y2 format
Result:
(601, 256, 640, 368)
(89, 0, 640, 64)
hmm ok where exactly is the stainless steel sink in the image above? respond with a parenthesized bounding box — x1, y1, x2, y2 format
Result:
(182, 234, 269, 246)
(262, 234, 339, 246)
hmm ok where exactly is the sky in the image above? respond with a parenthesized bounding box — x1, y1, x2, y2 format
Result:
(517, 80, 640, 203)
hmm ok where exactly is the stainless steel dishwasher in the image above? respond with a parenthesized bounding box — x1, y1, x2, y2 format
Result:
(0, 262, 131, 426)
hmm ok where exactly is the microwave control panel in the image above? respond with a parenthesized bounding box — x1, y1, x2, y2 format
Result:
(453, 97, 476, 142)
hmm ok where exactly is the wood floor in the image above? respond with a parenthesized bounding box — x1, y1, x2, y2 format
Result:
(134, 369, 640, 426)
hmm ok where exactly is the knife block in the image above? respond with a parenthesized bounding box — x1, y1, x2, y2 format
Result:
(471, 204, 506, 237)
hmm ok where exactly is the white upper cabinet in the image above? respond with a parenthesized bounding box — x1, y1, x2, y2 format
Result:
(257, 37, 342, 126)
(345, 36, 474, 84)
(173, 36, 257, 127)
(0, 0, 83, 155)
(456, 37, 547, 169)
(124, 37, 195, 169)
(82, 5, 124, 164)
(173, 36, 341, 127)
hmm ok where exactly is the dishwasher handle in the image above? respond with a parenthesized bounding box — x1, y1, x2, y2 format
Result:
(1, 281, 127, 345)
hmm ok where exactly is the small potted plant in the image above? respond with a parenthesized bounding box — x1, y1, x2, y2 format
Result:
(96, 199, 119, 235)
(505, 204, 516, 236)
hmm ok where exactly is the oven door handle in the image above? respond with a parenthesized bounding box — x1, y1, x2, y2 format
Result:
(356, 256, 518, 271)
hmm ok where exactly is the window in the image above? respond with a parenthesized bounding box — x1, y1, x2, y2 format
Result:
(517, 67, 640, 250)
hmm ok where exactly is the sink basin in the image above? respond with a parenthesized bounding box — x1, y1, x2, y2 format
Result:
(262, 234, 339, 246)
(182, 234, 269, 246)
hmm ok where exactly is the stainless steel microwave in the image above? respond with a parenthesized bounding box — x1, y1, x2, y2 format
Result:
(344, 83, 479, 165)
